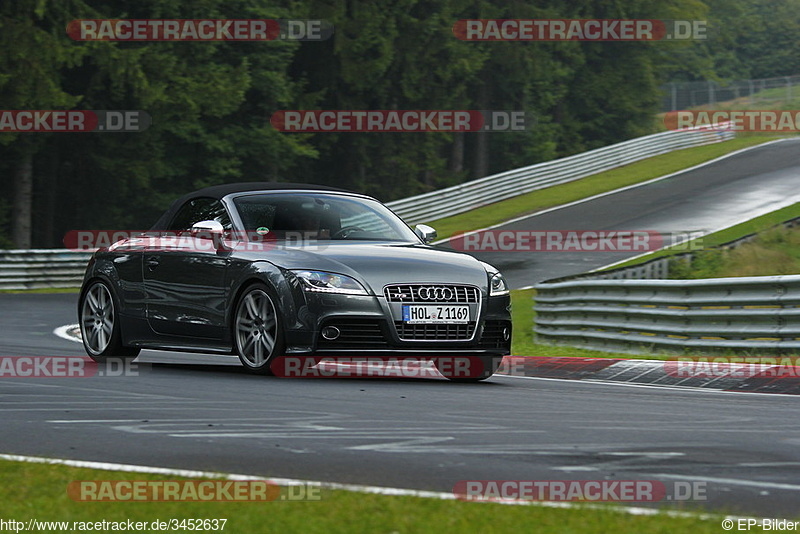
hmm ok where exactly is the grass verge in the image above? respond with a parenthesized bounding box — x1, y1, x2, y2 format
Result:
(0, 459, 732, 534)
(600, 202, 800, 272)
(430, 136, 780, 241)
(685, 225, 800, 278)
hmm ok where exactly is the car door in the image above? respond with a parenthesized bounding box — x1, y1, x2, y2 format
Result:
(143, 197, 232, 339)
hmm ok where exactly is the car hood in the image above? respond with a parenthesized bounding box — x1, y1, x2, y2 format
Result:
(235, 242, 490, 295)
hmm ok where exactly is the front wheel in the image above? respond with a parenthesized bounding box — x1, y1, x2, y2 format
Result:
(79, 280, 140, 362)
(234, 283, 284, 375)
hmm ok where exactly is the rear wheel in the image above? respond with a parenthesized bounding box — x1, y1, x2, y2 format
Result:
(435, 355, 503, 382)
(79, 280, 140, 362)
(234, 283, 284, 375)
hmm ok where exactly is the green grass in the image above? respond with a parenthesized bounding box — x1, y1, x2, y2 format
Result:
(685, 85, 800, 111)
(429, 137, 778, 241)
(603, 202, 800, 272)
(669, 224, 800, 279)
(658, 86, 800, 137)
(0, 459, 742, 534)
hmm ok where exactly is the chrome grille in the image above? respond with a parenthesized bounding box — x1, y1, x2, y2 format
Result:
(384, 284, 480, 303)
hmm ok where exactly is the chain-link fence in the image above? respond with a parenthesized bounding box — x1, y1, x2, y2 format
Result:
(661, 75, 800, 111)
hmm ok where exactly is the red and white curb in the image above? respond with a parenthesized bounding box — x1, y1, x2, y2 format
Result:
(498, 356, 800, 395)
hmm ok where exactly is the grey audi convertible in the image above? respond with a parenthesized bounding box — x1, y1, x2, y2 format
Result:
(78, 183, 512, 381)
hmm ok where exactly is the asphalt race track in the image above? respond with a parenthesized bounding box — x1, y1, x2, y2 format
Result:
(451, 138, 800, 287)
(3, 139, 800, 518)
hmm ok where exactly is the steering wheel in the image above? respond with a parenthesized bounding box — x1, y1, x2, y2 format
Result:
(332, 226, 365, 239)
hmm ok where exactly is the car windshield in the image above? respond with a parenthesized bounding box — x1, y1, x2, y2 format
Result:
(232, 192, 420, 242)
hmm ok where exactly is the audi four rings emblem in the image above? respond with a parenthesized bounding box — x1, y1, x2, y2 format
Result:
(417, 287, 454, 300)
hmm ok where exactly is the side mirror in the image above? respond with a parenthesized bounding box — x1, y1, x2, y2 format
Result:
(190, 220, 228, 250)
(414, 224, 437, 244)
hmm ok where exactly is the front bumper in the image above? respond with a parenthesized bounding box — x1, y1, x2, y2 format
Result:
(284, 291, 512, 356)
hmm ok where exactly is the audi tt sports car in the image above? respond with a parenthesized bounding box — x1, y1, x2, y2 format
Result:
(78, 183, 512, 381)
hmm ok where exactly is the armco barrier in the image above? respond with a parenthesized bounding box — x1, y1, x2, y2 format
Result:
(534, 275, 800, 354)
(386, 126, 734, 226)
(0, 250, 92, 290)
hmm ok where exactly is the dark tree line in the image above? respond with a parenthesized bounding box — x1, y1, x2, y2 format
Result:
(1, 0, 797, 248)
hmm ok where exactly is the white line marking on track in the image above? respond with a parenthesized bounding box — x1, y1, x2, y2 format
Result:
(654, 473, 800, 492)
(0, 453, 751, 521)
(603, 452, 685, 457)
(738, 462, 800, 468)
(47, 417, 291, 423)
(53, 324, 81, 343)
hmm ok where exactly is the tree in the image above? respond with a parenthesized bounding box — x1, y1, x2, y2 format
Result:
(0, 0, 90, 248)
(1, 0, 315, 246)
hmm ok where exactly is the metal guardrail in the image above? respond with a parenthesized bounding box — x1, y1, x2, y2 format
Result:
(0, 250, 92, 290)
(386, 126, 734, 226)
(534, 275, 800, 354)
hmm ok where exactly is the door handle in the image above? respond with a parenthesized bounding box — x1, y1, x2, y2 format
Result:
(146, 256, 160, 271)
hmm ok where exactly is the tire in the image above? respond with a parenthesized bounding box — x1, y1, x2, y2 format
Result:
(233, 283, 284, 375)
(435, 355, 503, 382)
(79, 280, 140, 362)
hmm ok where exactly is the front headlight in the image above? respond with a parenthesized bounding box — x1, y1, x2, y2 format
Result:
(291, 270, 368, 295)
(489, 272, 509, 296)
(480, 261, 509, 296)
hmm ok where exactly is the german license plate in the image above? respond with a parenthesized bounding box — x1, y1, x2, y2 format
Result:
(402, 305, 470, 324)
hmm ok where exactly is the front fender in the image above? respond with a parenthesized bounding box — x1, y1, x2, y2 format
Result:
(79, 251, 145, 320)
(225, 260, 308, 346)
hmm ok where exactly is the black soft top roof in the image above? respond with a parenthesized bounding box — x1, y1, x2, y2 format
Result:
(151, 181, 354, 230)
